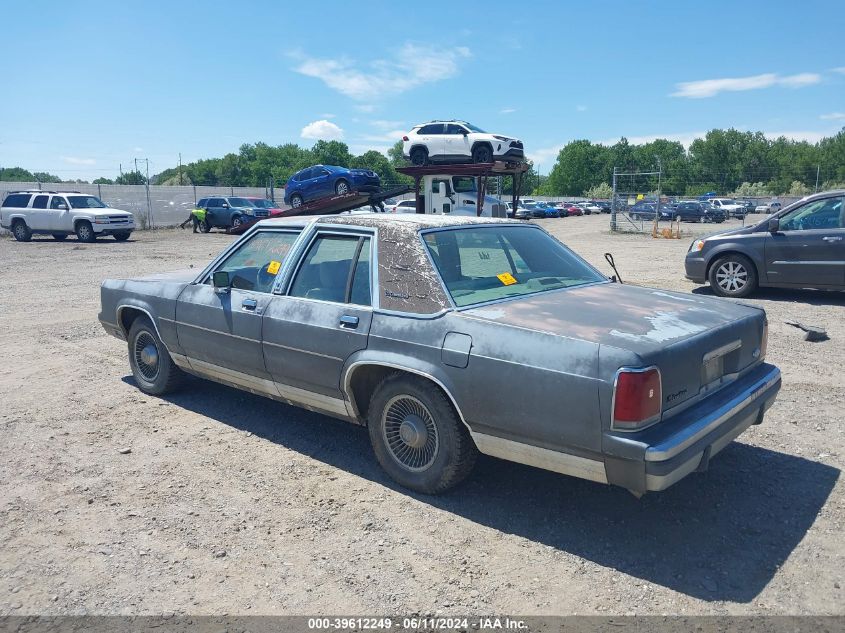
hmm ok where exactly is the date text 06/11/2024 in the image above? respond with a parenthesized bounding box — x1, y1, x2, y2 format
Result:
(307, 617, 528, 630)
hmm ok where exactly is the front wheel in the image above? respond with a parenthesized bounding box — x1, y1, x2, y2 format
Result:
(290, 194, 303, 208)
(52, 233, 68, 241)
(367, 374, 478, 494)
(335, 179, 350, 195)
(231, 215, 244, 230)
(709, 254, 758, 298)
(113, 231, 131, 241)
(472, 145, 493, 164)
(127, 317, 185, 395)
(12, 221, 32, 242)
(75, 221, 96, 243)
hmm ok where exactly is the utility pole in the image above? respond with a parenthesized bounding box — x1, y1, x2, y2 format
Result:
(815, 165, 820, 193)
(654, 156, 663, 234)
(179, 153, 183, 186)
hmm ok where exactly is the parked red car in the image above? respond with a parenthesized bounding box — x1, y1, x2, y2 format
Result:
(559, 203, 584, 217)
(244, 197, 286, 217)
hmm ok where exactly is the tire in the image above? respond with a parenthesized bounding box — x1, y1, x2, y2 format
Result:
(709, 254, 758, 298)
(675, 215, 682, 222)
(367, 373, 478, 494)
(11, 220, 32, 242)
(290, 194, 303, 208)
(199, 219, 211, 233)
(335, 179, 350, 196)
(127, 316, 185, 395)
(472, 144, 493, 164)
(75, 221, 96, 243)
(410, 147, 428, 166)
(113, 231, 131, 241)
(52, 233, 68, 241)
(631, 214, 640, 221)
(230, 215, 244, 230)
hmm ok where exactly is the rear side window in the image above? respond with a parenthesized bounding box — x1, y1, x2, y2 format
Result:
(2, 193, 32, 208)
(290, 234, 372, 305)
(197, 198, 208, 207)
(419, 124, 444, 134)
(32, 195, 49, 209)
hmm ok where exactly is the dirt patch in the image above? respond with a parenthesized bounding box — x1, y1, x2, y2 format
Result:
(0, 217, 842, 615)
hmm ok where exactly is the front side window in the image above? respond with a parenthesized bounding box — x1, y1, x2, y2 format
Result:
(464, 122, 486, 133)
(445, 124, 467, 134)
(423, 226, 605, 308)
(67, 196, 107, 209)
(290, 234, 372, 305)
(211, 230, 301, 293)
(779, 197, 843, 231)
(50, 196, 68, 209)
(32, 195, 49, 209)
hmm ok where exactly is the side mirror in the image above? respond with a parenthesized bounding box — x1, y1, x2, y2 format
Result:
(462, 130, 468, 136)
(768, 218, 780, 233)
(222, 203, 229, 209)
(57, 203, 68, 210)
(212, 270, 231, 294)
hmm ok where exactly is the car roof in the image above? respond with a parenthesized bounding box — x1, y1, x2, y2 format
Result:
(255, 213, 518, 231)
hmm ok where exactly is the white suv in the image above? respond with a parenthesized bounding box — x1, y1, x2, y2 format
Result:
(402, 120, 524, 165)
(1, 190, 135, 242)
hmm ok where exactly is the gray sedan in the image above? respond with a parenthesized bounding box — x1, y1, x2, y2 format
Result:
(685, 190, 845, 297)
(99, 215, 780, 496)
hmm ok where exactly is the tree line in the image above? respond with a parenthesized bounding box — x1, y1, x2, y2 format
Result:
(539, 128, 845, 197)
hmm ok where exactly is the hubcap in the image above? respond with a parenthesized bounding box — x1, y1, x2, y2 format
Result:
(716, 261, 748, 293)
(292, 197, 302, 208)
(233, 217, 242, 227)
(134, 332, 160, 381)
(337, 182, 349, 195)
(382, 395, 439, 472)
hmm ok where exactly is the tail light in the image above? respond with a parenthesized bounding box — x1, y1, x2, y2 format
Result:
(612, 367, 662, 431)
(402, 136, 409, 141)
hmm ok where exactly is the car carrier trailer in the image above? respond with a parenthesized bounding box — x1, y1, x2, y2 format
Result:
(397, 161, 529, 217)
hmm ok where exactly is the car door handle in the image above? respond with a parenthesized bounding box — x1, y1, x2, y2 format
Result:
(822, 236, 842, 242)
(242, 298, 258, 311)
(339, 315, 359, 329)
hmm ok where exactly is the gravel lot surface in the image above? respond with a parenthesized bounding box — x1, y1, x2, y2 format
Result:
(0, 214, 842, 616)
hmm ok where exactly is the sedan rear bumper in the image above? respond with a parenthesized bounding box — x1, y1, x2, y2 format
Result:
(603, 362, 781, 494)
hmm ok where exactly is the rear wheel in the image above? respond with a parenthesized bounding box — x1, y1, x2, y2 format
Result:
(410, 147, 428, 166)
(127, 317, 185, 395)
(75, 221, 96, 243)
(12, 220, 32, 242)
(335, 179, 350, 195)
(709, 254, 758, 298)
(367, 373, 478, 494)
(472, 144, 493, 164)
(52, 233, 68, 241)
(290, 194, 303, 208)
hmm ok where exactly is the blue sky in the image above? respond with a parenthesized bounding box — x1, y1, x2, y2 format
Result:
(1, 0, 844, 181)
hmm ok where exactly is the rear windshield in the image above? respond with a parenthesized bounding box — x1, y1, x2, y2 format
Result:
(422, 225, 605, 308)
(67, 196, 107, 208)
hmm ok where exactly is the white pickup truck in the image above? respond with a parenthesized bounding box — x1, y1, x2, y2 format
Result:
(1, 190, 135, 242)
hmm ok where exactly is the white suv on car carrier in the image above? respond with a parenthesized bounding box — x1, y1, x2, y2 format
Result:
(1, 190, 135, 242)
(402, 120, 524, 166)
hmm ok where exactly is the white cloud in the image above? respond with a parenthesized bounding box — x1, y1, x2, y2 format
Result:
(576, 105, 587, 112)
(319, 113, 336, 119)
(61, 156, 96, 165)
(831, 66, 845, 74)
(369, 119, 404, 131)
(529, 144, 566, 166)
(500, 107, 517, 114)
(291, 43, 471, 100)
(300, 119, 344, 140)
(133, 146, 144, 153)
(671, 72, 821, 98)
(354, 104, 377, 113)
(820, 112, 845, 120)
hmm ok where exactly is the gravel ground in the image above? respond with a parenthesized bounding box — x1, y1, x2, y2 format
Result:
(0, 214, 842, 616)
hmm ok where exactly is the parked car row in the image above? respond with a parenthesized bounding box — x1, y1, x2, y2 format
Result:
(628, 200, 727, 223)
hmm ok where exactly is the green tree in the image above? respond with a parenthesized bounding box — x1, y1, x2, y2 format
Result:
(543, 140, 609, 195)
(0, 167, 35, 181)
(115, 170, 147, 185)
(584, 182, 613, 199)
(310, 140, 352, 167)
(387, 140, 410, 168)
(32, 171, 61, 183)
(93, 177, 114, 185)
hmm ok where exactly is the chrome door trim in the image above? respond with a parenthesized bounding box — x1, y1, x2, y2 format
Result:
(263, 339, 344, 362)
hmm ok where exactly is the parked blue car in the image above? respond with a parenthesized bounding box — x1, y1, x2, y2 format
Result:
(284, 165, 381, 208)
(536, 202, 560, 218)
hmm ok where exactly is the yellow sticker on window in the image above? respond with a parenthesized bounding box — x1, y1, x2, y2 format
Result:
(497, 272, 517, 286)
(266, 260, 281, 275)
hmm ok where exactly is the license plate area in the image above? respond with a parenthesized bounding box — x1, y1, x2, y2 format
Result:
(701, 339, 742, 394)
